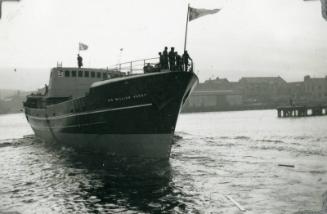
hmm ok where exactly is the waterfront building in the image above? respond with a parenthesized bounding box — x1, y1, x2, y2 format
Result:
(238, 76, 289, 101)
(287, 81, 305, 102)
(184, 90, 243, 112)
(303, 75, 327, 102)
(184, 75, 327, 112)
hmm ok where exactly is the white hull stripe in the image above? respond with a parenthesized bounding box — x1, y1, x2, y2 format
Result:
(30, 121, 107, 129)
(27, 103, 152, 120)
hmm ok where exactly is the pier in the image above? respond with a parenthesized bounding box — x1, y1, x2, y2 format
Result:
(277, 105, 327, 118)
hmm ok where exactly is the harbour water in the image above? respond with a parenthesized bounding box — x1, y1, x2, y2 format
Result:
(0, 110, 326, 213)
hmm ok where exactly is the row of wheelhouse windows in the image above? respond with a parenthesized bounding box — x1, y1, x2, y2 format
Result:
(58, 70, 109, 79)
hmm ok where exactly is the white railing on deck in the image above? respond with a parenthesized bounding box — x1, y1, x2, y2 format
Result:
(114, 57, 159, 74)
(113, 56, 194, 75)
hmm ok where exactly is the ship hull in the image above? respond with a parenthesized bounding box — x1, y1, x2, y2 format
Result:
(24, 71, 198, 159)
(33, 129, 172, 158)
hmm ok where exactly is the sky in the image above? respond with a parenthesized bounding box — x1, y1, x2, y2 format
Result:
(0, 0, 326, 90)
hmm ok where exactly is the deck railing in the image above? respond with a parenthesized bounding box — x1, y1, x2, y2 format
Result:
(114, 57, 159, 74)
(114, 57, 194, 75)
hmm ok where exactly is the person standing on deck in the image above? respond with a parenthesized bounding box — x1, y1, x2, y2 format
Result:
(162, 47, 169, 69)
(176, 52, 182, 72)
(159, 52, 165, 69)
(168, 47, 176, 71)
(182, 50, 192, 72)
(44, 84, 48, 95)
(77, 54, 83, 68)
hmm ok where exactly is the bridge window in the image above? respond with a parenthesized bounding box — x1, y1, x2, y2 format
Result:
(58, 70, 64, 77)
(78, 70, 83, 77)
(91, 71, 95, 78)
(85, 71, 89, 77)
(103, 73, 107, 79)
(97, 72, 101, 78)
(72, 70, 77, 77)
(65, 70, 70, 77)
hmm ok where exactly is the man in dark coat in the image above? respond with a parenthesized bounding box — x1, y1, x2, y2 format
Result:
(175, 52, 182, 72)
(182, 50, 192, 72)
(77, 54, 83, 68)
(168, 47, 176, 71)
(159, 52, 165, 69)
(162, 47, 169, 69)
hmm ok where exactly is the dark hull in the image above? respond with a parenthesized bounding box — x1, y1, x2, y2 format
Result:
(24, 71, 198, 158)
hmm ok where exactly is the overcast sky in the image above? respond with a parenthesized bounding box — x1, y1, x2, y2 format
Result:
(0, 0, 326, 90)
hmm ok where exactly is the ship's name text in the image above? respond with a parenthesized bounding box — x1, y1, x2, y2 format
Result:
(107, 93, 147, 103)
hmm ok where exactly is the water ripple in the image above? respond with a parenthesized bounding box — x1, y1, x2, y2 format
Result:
(1, 111, 327, 213)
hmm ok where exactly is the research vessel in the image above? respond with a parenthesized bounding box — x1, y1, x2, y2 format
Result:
(23, 57, 198, 159)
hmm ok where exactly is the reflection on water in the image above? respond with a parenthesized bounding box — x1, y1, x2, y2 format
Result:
(1, 111, 327, 213)
(65, 152, 178, 213)
(0, 135, 183, 213)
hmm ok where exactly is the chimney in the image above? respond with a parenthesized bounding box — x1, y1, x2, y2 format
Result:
(304, 75, 310, 81)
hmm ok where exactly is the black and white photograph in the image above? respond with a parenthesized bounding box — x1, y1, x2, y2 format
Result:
(0, 0, 327, 213)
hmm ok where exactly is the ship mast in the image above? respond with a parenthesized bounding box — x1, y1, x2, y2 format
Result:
(184, 4, 190, 51)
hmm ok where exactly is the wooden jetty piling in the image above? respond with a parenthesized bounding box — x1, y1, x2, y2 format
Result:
(277, 105, 327, 118)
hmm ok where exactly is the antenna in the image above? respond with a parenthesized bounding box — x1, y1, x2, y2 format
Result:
(118, 48, 123, 65)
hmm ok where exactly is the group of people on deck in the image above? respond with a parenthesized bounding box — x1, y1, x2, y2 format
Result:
(77, 47, 192, 73)
(159, 47, 192, 72)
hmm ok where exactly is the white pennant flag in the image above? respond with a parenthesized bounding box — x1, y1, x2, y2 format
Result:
(189, 7, 220, 22)
(79, 42, 88, 51)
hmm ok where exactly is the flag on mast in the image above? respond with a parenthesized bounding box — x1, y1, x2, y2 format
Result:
(184, 5, 221, 50)
(79, 42, 88, 51)
(188, 7, 220, 22)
